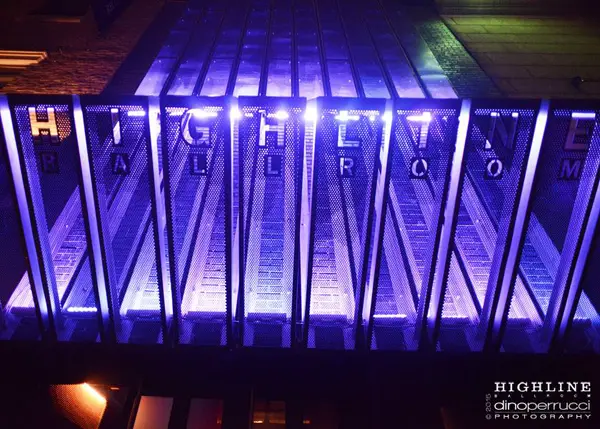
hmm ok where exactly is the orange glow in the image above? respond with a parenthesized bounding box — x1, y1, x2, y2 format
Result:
(50, 383, 108, 429)
(82, 383, 107, 404)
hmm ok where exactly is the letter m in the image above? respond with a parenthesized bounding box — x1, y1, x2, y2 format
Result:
(558, 159, 582, 181)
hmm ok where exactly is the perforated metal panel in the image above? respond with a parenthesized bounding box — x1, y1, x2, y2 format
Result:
(162, 97, 231, 346)
(436, 100, 539, 352)
(1, 95, 599, 353)
(8, 97, 101, 342)
(82, 98, 165, 344)
(0, 116, 40, 340)
(503, 102, 600, 353)
(304, 97, 384, 349)
(368, 99, 460, 351)
(238, 97, 305, 347)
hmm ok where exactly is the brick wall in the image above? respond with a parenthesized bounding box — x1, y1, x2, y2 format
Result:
(1, 0, 164, 94)
(443, 15, 600, 98)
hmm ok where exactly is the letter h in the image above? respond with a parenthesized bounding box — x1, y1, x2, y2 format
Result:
(28, 107, 59, 145)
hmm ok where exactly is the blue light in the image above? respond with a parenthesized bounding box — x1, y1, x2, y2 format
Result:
(334, 110, 360, 121)
(572, 112, 596, 120)
(67, 306, 98, 313)
(230, 107, 241, 120)
(406, 112, 431, 122)
(73, 96, 109, 327)
(1, 93, 599, 352)
(270, 111, 289, 120)
(373, 314, 408, 319)
(127, 110, 147, 117)
(191, 109, 218, 119)
(0, 96, 50, 325)
(304, 107, 317, 122)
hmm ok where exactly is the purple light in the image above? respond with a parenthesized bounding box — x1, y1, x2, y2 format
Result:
(73, 96, 108, 324)
(557, 136, 600, 340)
(304, 108, 317, 122)
(3, 90, 599, 349)
(572, 112, 596, 120)
(148, 96, 172, 321)
(406, 112, 431, 123)
(127, 110, 146, 117)
(269, 111, 289, 120)
(1, 96, 50, 323)
(373, 314, 408, 319)
(191, 109, 218, 119)
(491, 100, 549, 334)
(67, 306, 98, 313)
(334, 111, 359, 121)
(229, 107, 241, 120)
(422, 100, 470, 327)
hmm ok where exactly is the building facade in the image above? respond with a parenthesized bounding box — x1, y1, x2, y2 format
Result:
(0, 0, 599, 428)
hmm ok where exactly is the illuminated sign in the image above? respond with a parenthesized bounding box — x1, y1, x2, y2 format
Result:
(485, 112, 518, 151)
(368, 100, 461, 351)
(258, 110, 286, 148)
(237, 97, 305, 347)
(257, 110, 288, 177)
(180, 109, 215, 147)
(304, 98, 385, 350)
(565, 112, 595, 152)
(0, 95, 598, 353)
(28, 106, 60, 145)
(162, 98, 230, 346)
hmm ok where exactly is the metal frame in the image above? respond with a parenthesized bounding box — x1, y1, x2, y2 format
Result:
(160, 95, 234, 347)
(557, 168, 600, 351)
(226, 2, 254, 96)
(291, 1, 299, 98)
(72, 95, 115, 342)
(0, 95, 54, 339)
(79, 94, 170, 344)
(1, 94, 600, 354)
(544, 100, 600, 352)
(237, 96, 307, 347)
(258, 4, 274, 97)
(160, 5, 207, 97)
(416, 99, 470, 350)
(481, 99, 549, 351)
(7, 94, 107, 342)
(365, 98, 462, 350)
(311, 0, 332, 97)
(362, 98, 393, 348)
(191, 6, 230, 96)
(332, 0, 365, 98)
(149, 96, 173, 341)
(302, 96, 386, 348)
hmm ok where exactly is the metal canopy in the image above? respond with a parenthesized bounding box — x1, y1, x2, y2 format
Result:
(136, 0, 443, 99)
(0, 0, 598, 354)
